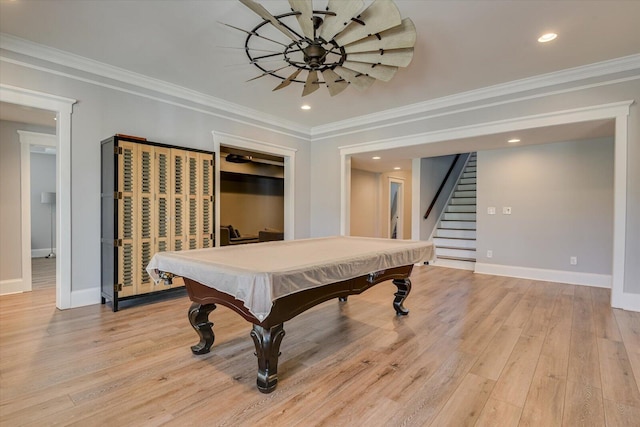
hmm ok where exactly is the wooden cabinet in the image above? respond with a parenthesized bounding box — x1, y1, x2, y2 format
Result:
(101, 135, 214, 311)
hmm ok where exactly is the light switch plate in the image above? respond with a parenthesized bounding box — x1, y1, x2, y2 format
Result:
(488, 207, 496, 215)
(503, 207, 512, 215)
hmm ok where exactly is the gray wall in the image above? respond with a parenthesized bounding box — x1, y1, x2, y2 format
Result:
(310, 79, 640, 296)
(476, 138, 614, 274)
(0, 120, 55, 281)
(0, 58, 311, 293)
(30, 152, 56, 254)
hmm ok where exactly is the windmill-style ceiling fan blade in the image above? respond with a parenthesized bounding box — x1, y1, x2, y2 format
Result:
(342, 61, 398, 82)
(239, 0, 298, 42)
(247, 65, 290, 82)
(288, 0, 314, 40)
(346, 48, 414, 67)
(333, 0, 402, 47)
(321, 69, 349, 97)
(273, 69, 303, 91)
(302, 70, 320, 97)
(219, 22, 289, 47)
(319, 0, 364, 42)
(333, 66, 376, 91)
(344, 18, 416, 53)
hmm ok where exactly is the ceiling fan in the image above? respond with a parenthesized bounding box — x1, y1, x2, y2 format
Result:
(224, 0, 417, 97)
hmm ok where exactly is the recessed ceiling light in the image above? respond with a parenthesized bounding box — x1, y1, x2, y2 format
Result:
(393, 167, 401, 170)
(300, 104, 311, 110)
(508, 138, 521, 143)
(538, 33, 557, 43)
(372, 156, 381, 160)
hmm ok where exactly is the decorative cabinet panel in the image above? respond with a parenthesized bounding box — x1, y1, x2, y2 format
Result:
(101, 135, 214, 311)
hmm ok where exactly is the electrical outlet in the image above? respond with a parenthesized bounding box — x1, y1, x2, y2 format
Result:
(487, 250, 493, 258)
(502, 207, 512, 215)
(487, 207, 496, 215)
(570, 256, 577, 265)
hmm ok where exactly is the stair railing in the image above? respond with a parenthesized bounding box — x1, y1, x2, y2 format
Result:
(423, 154, 461, 220)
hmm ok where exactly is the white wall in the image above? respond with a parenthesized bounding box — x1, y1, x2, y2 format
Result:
(476, 138, 614, 276)
(30, 152, 56, 255)
(350, 169, 379, 237)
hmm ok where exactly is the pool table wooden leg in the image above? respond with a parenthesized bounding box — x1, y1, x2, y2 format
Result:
(392, 278, 411, 316)
(250, 324, 285, 393)
(188, 302, 217, 355)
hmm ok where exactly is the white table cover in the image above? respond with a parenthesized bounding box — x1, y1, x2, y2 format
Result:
(147, 236, 434, 320)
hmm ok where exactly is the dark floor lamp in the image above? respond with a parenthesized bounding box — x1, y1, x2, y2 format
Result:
(40, 192, 56, 258)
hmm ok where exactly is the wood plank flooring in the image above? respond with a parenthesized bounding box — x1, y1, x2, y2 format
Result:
(1, 266, 639, 426)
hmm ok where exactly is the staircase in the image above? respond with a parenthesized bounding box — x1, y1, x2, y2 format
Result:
(432, 153, 477, 270)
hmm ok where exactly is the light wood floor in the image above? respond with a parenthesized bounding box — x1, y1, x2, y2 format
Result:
(1, 266, 639, 426)
(31, 257, 56, 291)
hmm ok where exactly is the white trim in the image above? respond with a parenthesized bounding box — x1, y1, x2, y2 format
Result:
(212, 132, 296, 242)
(341, 155, 351, 236)
(475, 263, 611, 288)
(31, 248, 56, 258)
(1, 84, 76, 309)
(313, 54, 640, 138)
(339, 101, 632, 310)
(411, 158, 421, 241)
(617, 293, 640, 312)
(0, 279, 24, 295)
(0, 34, 310, 138)
(18, 131, 56, 293)
(70, 287, 101, 308)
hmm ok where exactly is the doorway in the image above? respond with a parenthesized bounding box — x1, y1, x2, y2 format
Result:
(0, 85, 75, 309)
(389, 178, 404, 239)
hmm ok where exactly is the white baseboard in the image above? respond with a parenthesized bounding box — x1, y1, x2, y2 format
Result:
(31, 248, 56, 258)
(0, 278, 25, 295)
(70, 286, 101, 308)
(474, 263, 612, 288)
(612, 291, 640, 312)
(431, 258, 475, 271)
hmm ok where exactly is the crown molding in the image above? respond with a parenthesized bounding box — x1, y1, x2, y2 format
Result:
(0, 33, 311, 137)
(311, 53, 640, 138)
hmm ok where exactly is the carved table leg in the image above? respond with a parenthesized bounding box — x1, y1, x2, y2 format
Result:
(188, 302, 217, 355)
(392, 278, 412, 316)
(250, 324, 286, 393)
(338, 296, 348, 302)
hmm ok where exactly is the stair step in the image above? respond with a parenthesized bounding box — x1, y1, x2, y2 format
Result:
(465, 166, 477, 173)
(447, 205, 476, 213)
(435, 228, 477, 239)
(457, 183, 476, 191)
(432, 237, 476, 249)
(436, 247, 477, 259)
(459, 177, 476, 185)
(462, 172, 476, 179)
(454, 190, 476, 198)
(442, 212, 476, 221)
(450, 197, 476, 205)
(439, 220, 476, 230)
(466, 161, 477, 167)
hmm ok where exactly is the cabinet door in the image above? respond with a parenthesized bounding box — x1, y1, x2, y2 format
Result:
(136, 144, 156, 295)
(170, 149, 187, 252)
(186, 152, 200, 250)
(200, 153, 214, 248)
(116, 141, 137, 298)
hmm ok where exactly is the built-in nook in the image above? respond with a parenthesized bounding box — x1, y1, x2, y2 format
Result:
(219, 146, 285, 245)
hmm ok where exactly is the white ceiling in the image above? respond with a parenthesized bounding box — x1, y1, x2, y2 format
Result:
(0, 0, 637, 171)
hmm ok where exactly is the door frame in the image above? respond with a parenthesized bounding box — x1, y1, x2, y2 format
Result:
(0, 84, 75, 309)
(212, 131, 296, 244)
